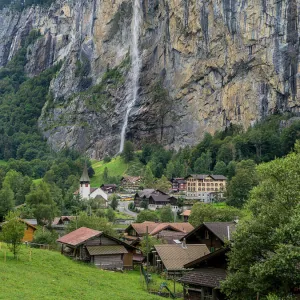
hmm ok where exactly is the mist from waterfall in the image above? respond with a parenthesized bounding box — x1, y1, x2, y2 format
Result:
(119, 0, 142, 153)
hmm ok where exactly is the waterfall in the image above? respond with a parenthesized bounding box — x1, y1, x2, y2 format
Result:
(119, 0, 142, 153)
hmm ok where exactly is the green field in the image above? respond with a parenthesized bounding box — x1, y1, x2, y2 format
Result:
(0, 243, 180, 300)
(91, 156, 144, 187)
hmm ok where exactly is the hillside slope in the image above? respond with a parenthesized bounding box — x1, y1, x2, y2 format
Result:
(0, 245, 162, 300)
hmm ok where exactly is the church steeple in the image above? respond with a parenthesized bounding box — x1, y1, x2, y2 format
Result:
(79, 163, 90, 199)
(80, 163, 90, 183)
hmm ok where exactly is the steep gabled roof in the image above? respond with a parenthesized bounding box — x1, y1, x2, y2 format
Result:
(203, 222, 236, 242)
(149, 194, 170, 203)
(183, 222, 236, 243)
(180, 210, 191, 217)
(80, 164, 90, 182)
(126, 222, 158, 235)
(150, 223, 194, 236)
(154, 244, 210, 271)
(179, 268, 227, 288)
(57, 227, 102, 246)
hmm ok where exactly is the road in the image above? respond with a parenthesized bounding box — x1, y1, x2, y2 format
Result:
(118, 201, 138, 219)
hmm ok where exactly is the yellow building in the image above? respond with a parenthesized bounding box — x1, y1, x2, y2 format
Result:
(185, 174, 227, 202)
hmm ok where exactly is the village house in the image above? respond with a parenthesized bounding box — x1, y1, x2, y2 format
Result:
(0, 218, 37, 243)
(183, 222, 236, 253)
(120, 175, 142, 192)
(134, 189, 179, 212)
(21, 219, 37, 242)
(57, 227, 141, 270)
(153, 243, 210, 277)
(52, 216, 75, 236)
(179, 247, 228, 300)
(124, 221, 194, 245)
(185, 174, 227, 202)
(100, 184, 117, 193)
(181, 210, 191, 222)
(73, 165, 108, 206)
(171, 178, 187, 193)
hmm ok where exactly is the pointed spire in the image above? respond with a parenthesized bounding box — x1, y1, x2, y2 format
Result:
(80, 162, 90, 183)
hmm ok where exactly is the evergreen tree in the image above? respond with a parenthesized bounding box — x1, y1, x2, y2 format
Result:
(122, 141, 135, 163)
(193, 151, 212, 174)
(143, 166, 155, 188)
(155, 175, 171, 193)
(103, 167, 109, 183)
(0, 183, 14, 222)
(109, 194, 119, 211)
(213, 161, 227, 176)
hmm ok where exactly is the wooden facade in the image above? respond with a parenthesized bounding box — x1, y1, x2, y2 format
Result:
(180, 249, 228, 300)
(22, 222, 36, 242)
(58, 228, 137, 270)
(184, 222, 236, 253)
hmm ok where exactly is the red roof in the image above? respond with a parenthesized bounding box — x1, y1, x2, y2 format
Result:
(181, 210, 191, 217)
(57, 227, 102, 246)
(150, 223, 194, 236)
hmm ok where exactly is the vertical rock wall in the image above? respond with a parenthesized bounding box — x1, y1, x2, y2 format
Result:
(0, 0, 299, 157)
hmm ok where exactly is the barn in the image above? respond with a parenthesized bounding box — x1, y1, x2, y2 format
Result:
(57, 227, 138, 270)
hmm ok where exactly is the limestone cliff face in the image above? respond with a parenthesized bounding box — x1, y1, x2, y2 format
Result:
(0, 0, 299, 158)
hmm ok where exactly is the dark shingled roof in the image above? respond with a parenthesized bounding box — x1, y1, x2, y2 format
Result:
(203, 222, 236, 243)
(80, 164, 90, 182)
(87, 245, 128, 255)
(183, 222, 236, 243)
(179, 268, 227, 288)
(185, 174, 227, 180)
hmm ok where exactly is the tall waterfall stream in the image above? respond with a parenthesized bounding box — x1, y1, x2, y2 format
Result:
(119, 0, 142, 153)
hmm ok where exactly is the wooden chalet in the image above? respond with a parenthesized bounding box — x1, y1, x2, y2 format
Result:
(179, 248, 228, 300)
(134, 189, 179, 211)
(100, 184, 117, 193)
(0, 219, 37, 242)
(153, 243, 209, 277)
(183, 222, 236, 253)
(57, 227, 139, 270)
(171, 178, 187, 192)
(181, 210, 191, 222)
(134, 189, 164, 207)
(124, 221, 194, 245)
(21, 219, 37, 242)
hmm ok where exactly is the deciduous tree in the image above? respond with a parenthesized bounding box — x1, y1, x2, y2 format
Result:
(0, 211, 25, 258)
(222, 142, 300, 299)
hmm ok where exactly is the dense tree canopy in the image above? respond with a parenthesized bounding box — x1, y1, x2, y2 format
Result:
(222, 142, 300, 299)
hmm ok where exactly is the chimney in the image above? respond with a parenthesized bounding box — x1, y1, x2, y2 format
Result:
(182, 238, 187, 249)
(227, 226, 230, 241)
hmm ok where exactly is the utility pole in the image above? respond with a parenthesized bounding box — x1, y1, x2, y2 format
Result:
(146, 226, 149, 290)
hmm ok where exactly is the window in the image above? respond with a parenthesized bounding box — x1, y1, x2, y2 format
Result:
(205, 230, 210, 239)
(85, 183, 89, 187)
(210, 247, 215, 253)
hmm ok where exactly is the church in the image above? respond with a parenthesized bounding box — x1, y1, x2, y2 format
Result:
(74, 164, 109, 207)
